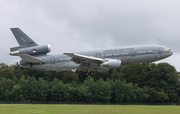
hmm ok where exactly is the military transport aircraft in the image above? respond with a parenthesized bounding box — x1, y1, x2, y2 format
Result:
(10, 28, 173, 77)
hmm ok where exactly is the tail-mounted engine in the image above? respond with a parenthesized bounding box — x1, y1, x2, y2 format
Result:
(10, 44, 51, 56)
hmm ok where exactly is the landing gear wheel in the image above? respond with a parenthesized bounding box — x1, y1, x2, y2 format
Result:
(90, 71, 94, 76)
(79, 71, 93, 78)
(79, 74, 83, 78)
(82, 72, 86, 77)
(85, 72, 89, 76)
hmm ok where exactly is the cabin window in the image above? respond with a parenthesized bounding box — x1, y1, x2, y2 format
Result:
(113, 53, 120, 56)
(137, 51, 147, 54)
(121, 53, 128, 55)
(106, 54, 112, 56)
(64, 58, 70, 60)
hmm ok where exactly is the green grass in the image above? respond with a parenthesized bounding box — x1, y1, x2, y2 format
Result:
(0, 104, 179, 114)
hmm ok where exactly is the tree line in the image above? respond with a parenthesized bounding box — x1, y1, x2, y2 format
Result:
(0, 62, 179, 103)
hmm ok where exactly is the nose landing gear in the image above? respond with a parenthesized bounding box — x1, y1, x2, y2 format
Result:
(149, 63, 152, 71)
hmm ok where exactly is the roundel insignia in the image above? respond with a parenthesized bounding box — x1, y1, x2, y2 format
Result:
(32, 49, 36, 53)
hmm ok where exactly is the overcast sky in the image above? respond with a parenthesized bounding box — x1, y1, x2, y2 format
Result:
(0, 0, 180, 71)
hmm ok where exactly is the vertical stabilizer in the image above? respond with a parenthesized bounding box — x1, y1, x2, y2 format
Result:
(10, 28, 39, 52)
(10, 28, 38, 46)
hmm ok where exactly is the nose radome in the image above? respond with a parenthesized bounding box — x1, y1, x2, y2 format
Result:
(170, 50, 173, 56)
(167, 50, 173, 57)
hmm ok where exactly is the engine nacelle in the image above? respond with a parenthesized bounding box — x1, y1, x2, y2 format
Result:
(16, 61, 26, 67)
(100, 59, 121, 69)
(10, 44, 51, 56)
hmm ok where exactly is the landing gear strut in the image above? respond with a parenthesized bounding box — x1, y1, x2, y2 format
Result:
(149, 63, 152, 71)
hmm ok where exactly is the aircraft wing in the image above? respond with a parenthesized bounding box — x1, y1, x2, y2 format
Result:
(19, 54, 46, 64)
(64, 53, 105, 65)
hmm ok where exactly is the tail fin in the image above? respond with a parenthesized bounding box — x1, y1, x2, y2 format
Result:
(10, 28, 38, 52)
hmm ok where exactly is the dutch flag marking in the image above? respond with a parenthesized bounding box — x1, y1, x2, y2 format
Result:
(32, 49, 36, 53)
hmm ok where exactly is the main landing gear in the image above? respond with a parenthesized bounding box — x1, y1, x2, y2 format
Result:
(79, 71, 94, 78)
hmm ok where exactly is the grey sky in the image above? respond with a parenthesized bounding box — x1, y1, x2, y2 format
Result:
(0, 0, 180, 71)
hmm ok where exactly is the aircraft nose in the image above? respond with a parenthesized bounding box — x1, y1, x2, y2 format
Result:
(166, 50, 173, 57)
(163, 47, 173, 58)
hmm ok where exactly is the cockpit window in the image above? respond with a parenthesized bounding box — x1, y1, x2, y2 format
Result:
(165, 48, 170, 51)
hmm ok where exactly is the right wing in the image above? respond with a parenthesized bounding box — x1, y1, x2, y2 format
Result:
(19, 54, 45, 64)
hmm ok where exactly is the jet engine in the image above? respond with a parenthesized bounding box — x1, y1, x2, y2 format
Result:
(100, 59, 121, 69)
(10, 44, 51, 56)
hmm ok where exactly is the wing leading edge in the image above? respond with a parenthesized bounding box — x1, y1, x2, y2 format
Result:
(64, 53, 104, 64)
(64, 53, 105, 70)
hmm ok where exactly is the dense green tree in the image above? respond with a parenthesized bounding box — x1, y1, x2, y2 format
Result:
(0, 62, 179, 103)
(78, 76, 94, 102)
(112, 79, 146, 103)
(0, 66, 14, 79)
(18, 76, 31, 101)
(92, 71, 110, 81)
(49, 78, 64, 101)
(78, 84, 92, 102)
(91, 79, 112, 102)
(0, 78, 15, 101)
(36, 77, 49, 101)
(10, 84, 25, 101)
(13, 67, 23, 79)
(155, 90, 169, 102)
(63, 83, 77, 101)
(62, 71, 79, 84)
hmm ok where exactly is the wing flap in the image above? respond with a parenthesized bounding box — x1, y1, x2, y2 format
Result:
(19, 54, 45, 64)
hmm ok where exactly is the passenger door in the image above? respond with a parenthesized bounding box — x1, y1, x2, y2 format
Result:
(51, 57, 56, 64)
(159, 48, 162, 54)
(96, 53, 101, 58)
(131, 50, 135, 57)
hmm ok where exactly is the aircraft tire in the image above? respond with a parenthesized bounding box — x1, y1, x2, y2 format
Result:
(82, 72, 85, 76)
(85, 72, 89, 76)
(90, 71, 94, 76)
(79, 74, 83, 78)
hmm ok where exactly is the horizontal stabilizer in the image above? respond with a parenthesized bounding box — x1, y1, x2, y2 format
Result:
(19, 54, 45, 64)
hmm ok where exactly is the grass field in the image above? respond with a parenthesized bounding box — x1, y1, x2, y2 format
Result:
(0, 104, 179, 114)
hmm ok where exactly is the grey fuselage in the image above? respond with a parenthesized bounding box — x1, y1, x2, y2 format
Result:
(19, 45, 173, 72)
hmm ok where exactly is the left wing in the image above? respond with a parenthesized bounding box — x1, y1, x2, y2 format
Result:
(64, 53, 105, 70)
